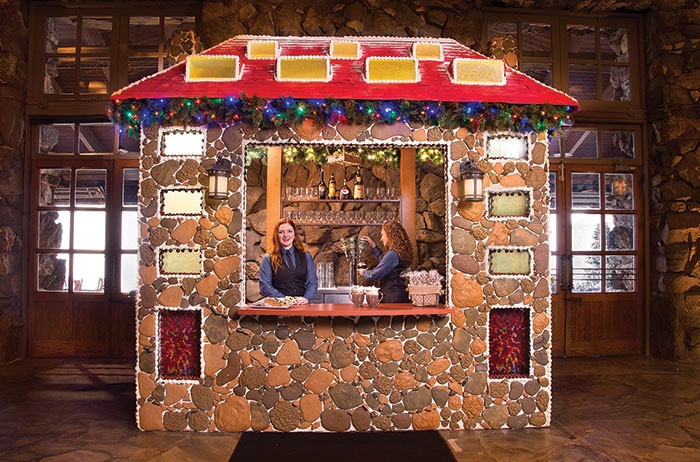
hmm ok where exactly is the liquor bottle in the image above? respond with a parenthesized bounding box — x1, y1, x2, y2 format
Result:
(340, 177, 353, 200)
(318, 169, 328, 200)
(328, 172, 337, 199)
(353, 168, 364, 200)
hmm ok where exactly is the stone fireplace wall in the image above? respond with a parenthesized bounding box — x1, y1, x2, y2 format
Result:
(0, 0, 28, 364)
(135, 120, 552, 432)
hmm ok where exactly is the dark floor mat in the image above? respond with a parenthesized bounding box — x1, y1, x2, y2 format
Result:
(229, 430, 457, 462)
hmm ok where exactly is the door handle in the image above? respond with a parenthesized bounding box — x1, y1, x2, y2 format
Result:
(560, 254, 572, 292)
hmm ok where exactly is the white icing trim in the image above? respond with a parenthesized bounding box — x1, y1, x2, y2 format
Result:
(485, 305, 535, 380)
(246, 40, 278, 59)
(160, 127, 206, 158)
(484, 132, 530, 161)
(449, 58, 506, 86)
(275, 55, 331, 82)
(159, 187, 205, 218)
(330, 40, 361, 59)
(412, 42, 444, 61)
(485, 187, 534, 221)
(154, 306, 205, 384)
(487, 246, 535, 279)
(185, 55, 242, 82)
(364, 57, 420, 83)
(157, 246, 204, 277)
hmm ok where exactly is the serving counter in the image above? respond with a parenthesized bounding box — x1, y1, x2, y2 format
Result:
(237, 302, 451, 316)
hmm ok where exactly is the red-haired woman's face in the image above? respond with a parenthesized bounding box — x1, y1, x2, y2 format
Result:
(381, 228, 388, 247)
(278, 223, 295, 249)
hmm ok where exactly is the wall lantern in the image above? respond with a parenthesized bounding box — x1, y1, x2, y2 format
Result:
(455, 160, 484, 202)
(207, 156, 232, 200)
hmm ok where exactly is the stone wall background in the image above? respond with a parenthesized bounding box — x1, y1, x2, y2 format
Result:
(0, 0, 28, 364)
(645, 0, 700, 360)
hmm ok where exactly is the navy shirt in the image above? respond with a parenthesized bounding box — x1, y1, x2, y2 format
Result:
(259, 248, 317, 301)
(362, 247, 400, 280)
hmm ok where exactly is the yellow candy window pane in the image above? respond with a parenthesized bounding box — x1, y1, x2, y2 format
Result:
(453, 59, 504, 84)
(489, 192, 530, 217)
(161, 249, 201, 275)
(367, 59, 417, 82)
(278, 57, 328, 81)
(331, 41, 359, 58)
(161, 189, 203, 216)
(415, 43, 441, 60)
(249, 42, 276, 58)
(187, 56, 239, 81)
(489, 250, 531, 275)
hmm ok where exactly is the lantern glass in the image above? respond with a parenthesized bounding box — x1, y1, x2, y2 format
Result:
(207, 171, 229, 200)
(461, 176, 483, 201)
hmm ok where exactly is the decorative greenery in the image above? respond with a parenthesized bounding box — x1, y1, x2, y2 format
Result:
(246, 145, 268, 166)
(416, 147, 445, 165)
(282, 145, 400, 166)
(108, 95, 576, 139)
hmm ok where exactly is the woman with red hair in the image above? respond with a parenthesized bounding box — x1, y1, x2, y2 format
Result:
(361, 220, 413, 303)
(259, 218, 317, 304)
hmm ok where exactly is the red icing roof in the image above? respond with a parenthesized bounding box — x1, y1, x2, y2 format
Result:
(112, 36, 578, 107)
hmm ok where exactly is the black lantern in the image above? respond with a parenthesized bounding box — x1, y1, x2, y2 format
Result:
(206, 156, 232, 200)
(455, 160, 484, 202)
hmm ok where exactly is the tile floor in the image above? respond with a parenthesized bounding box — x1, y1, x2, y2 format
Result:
(0, 356, 698, 461)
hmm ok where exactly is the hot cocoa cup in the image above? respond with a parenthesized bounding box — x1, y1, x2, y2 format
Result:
(365, 289, 383, 307)
(349, 288, 365, 307)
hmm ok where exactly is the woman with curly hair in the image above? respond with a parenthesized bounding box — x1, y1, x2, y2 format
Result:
(360, 220, 413, 303)
(259, 218, 317, 304)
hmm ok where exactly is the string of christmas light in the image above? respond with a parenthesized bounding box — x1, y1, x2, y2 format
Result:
(281, 145, 401, 166)
(108, 95, 575, 139)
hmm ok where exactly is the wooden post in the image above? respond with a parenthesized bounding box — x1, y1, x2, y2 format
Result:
(400, 147, 417, 266)
(266, 146, 282, 252)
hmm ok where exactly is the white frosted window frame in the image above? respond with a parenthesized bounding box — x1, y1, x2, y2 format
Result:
(450, 58, 506, 85)
(486, 134, 529, 160)
(275, 56, 331, 82)
(160, 128, 206, 158)
(160, 188, 204, 216)
(487, 189, 532, 219)
(330, 41, 360, 59)
(364, 57, 420, 83)
(153, 306, 204, 384)
(413, 42, 443, 61)
(247, 41, 278, 59)
(159, 248, 203, 276)
(185, 55, 241, 82)
(488, 247, 534, 277)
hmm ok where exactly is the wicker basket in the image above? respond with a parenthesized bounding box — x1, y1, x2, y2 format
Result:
(407, 284, 441, 307)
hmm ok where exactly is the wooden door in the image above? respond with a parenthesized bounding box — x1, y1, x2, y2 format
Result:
(29, 160, 138, 357)
(550, 163, 643, 356)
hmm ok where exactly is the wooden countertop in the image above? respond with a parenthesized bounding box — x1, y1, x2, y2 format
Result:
(237, 303, 452, 316)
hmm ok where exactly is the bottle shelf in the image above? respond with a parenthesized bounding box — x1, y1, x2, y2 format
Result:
(283, 199, 400, 204)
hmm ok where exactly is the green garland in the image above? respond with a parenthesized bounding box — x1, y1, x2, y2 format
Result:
(108, 95, 576, 139)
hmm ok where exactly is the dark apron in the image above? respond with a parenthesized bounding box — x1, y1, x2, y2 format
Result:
(380, 259, 409, 303)
(271, 249, 307, 297)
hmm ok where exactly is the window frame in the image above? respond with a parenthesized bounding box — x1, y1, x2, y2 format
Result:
(27, 2, 201, 115)
(483, 9, 646, 121)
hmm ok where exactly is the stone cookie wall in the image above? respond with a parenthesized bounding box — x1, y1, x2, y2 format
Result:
(135, 120, 551, 432)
